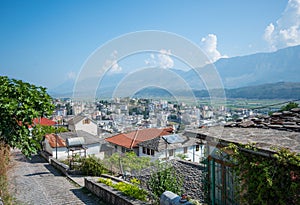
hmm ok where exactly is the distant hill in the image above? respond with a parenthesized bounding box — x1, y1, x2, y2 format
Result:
(225, 82, 300, 99)
(217, 45, 300, 87)
(49, 45, 300, 98)
(134, 82, 300, 100)
(184, 45, 300, 88)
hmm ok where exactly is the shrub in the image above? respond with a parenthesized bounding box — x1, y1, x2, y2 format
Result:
(148, 162, 183, 200)
(80, 155, 107, 176)
(98, 177, 148, 201)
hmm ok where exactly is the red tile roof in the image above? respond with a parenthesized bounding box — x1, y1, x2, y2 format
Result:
(45, 133, 66, 148)
(105, 127, 173, 149)
(24, 117, 56, 128)
(33, 117, 56, 126)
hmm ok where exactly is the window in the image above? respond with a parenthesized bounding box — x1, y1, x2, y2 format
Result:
(196, 145, 200, 151)
(143, 147, 155, 156)
(184, 147, 188, 154)
(121, 147, 126, 153)
(169, 149, 174, 156)
(83, 119, 90, 124)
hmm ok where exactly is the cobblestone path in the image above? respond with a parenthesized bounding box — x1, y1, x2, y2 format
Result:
(8, 150, 106, 205)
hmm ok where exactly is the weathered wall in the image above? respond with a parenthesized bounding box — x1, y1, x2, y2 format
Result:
(128, 160, 206, 202)
(172, 160, 205, 202)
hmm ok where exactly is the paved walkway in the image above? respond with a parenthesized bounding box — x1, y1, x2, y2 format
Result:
(8, 150, 106, 205)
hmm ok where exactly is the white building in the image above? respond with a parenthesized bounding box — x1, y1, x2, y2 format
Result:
(42, 130, 101, 160)
(105, 127, 204, 163)
(67, 115, 98, 136)
(138, 134, 204, 163)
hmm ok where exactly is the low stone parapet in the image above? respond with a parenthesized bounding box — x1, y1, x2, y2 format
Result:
(84, 177, 151, 205)
(50, 158, 69, 175)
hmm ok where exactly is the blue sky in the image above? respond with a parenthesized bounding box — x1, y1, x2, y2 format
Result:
(1, 0, 298, 89)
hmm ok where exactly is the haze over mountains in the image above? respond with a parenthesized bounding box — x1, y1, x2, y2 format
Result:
(50, 45, 300, 99)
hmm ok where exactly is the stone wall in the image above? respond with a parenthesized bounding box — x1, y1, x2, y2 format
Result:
(127, 160, 206, 203)
(84, 177, 151, 205)
(172, 160, 205, 202)
(50, 158, 69, 175)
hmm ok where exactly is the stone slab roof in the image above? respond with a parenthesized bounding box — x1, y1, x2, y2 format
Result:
(185, 126, 300, 154)
(225, 107, 300, 132)
(67, 115, 97, 125)
(138, 134, 200, 151)
(59, 130, 100, 145)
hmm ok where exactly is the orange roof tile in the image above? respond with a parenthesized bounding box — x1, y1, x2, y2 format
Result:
(105, 127, 173, 149)
(33, 117, 56, 126)
(45, 133, 66, 148)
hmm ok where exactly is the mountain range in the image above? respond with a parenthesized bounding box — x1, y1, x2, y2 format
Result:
(50, 45, 300, 99)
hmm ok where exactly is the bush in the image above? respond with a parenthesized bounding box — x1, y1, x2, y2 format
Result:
(104, 151, 152, 175)
(63, 155, 108, 176)
(80, 155, 107, 176)
(98, 177, 148, 201)
(148, 162, 183, 199)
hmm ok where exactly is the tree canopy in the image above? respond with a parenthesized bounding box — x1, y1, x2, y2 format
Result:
(280, 102, 299, 112)
(0, 76, 54, 157)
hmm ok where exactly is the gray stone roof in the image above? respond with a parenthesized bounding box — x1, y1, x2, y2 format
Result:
(67, 115, 85, 125)
(225, 107, 300, 132)
(67, 115, 97, 125)
(185, 126, 300, 154)
(138, 134, 201, 151)
(58, 130, 100, 145)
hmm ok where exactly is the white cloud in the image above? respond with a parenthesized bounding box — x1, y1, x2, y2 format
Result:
(145, 49, 174, 69)
(264, 0, 300, 50)
(157, 49, 174, 69)
(67, 71, 77, 80)
(200, 34, 227, 63)
(104, 50, 122, 74)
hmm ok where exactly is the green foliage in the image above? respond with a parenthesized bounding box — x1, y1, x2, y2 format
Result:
(32, 124, 68, 143)
(105, 151, 151, 173)
(81, 156, 107, 176)
(98, 178, 113, 186)
(79, 155, 107, 176)
(176, 153, 187, 160)
(189, 199, 202, 205)
(280, 102, 298, 112)
(0, 76, 54, 157)
(223, 143, 300, 205)
(98, 177, 148, 201)
(148, 162, 183, 200)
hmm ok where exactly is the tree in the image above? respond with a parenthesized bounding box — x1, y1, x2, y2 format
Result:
(280, 102, 298, 112)
(105, 151, 151, 174)
(0, 76, 54, 157)
(32, 124, 68, 143)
